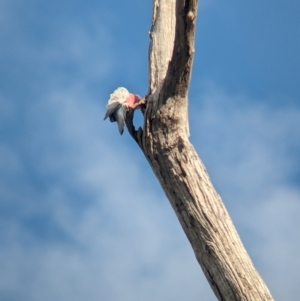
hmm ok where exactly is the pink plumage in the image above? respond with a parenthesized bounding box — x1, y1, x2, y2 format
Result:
(104, 87, 141, 135)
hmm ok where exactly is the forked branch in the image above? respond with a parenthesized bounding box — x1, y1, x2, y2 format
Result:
(125, 1, 274, 300)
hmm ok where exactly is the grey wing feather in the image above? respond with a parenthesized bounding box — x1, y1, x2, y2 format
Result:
(104, 102, 121, 120)
(115, 107, 126, 135)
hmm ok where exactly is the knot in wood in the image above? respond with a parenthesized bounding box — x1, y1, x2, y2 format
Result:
(187, 11, 195, 21)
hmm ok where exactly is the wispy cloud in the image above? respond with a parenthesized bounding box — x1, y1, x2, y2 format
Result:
(0, 1, 299, 300)
(0, 81, 213, 300)
(2, 77, 300, 300)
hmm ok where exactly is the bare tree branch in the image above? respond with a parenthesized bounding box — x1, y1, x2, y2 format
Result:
(163, 0, 197, 98)
(126, 1, 275, 300)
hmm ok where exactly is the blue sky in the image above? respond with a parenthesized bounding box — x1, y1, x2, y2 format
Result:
(0, 0, 299, 300)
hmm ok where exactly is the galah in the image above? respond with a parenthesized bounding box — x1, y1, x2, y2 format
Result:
(104, 87, 141, 135)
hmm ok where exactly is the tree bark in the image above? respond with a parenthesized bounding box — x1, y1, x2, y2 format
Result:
(126, 1, 274, 300)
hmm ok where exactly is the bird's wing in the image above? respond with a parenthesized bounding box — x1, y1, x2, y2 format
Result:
(104, 102, 121, 120)
(115, 106, 126, 135)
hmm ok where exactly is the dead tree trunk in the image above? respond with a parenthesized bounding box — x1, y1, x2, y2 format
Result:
(126, 1, 274, 300)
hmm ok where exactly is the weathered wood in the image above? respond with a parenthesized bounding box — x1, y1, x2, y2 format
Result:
(126, 0, 274, 300)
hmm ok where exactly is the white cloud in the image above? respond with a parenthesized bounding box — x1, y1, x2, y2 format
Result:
(0, 82, 216, 301)
(1, 1, 299, 300)
(1, 36, 300, 298)
(1, 76, 300, 300)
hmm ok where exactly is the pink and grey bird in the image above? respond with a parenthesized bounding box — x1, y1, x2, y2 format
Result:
(104, 87, 141, 135)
